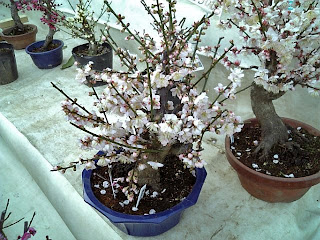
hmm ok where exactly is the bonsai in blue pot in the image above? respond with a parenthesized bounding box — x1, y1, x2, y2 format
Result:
(82, 156, 207, 237)
(22, 0, 64, 69)
(26, 39, 64, 69)
(51, 0, 244, 237)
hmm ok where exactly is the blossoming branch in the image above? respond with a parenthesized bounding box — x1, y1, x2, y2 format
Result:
(52, 0, 246, 205)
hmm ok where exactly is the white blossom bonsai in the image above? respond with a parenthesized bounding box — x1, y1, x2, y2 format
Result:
(52, 0, 246, 207)
(214, 0, 320, 158)
(52, 0, 109, 55)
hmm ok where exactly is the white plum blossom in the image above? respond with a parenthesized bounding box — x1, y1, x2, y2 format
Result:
(167, 101, 174, 110)
(151, 67, 169, 88)
(228, 68, 244, 87)
(147, 161, 164, 170)
(55, 0, 246, 206)
(97, 157, 110, 167)
(85, 161, 96, 170)
(143, 94, 161, 111)
(216, 0, 320, 95)
(214, 83, 226, 94)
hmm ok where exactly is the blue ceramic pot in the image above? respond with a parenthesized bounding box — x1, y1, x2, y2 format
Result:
(82, 158, 207, 237)
(25, 39, 64, 69)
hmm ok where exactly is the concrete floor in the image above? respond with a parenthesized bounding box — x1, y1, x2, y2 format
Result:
(1, 2, 320, 240)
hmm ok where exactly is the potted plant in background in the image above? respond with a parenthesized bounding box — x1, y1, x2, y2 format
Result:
(0, 0, 37, 49)
(51, 0, 246, 236)
(23, 0, 64, 69)
(50, 0, 113, 82)
(215, 0, 320, 202)
(0, 42, 18, 85)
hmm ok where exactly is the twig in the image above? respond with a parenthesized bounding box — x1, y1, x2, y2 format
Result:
(70, 122, 161, 152)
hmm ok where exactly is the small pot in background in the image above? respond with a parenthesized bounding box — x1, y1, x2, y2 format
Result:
(72, 43, 113, 86)
(1, 24, 37, 50)
(26, 39, 64, 69)
(0, 42, 18, 85)
(72, 42, 113, 71)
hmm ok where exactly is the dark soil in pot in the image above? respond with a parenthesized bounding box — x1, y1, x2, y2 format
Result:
(73, 44, 111, 56)
(3, 25, 33, 36)
(30, 42, 61, 53)
(90, 155, 196, 215)
(0, 48, 11, 54)
(231, 123, 320, 178)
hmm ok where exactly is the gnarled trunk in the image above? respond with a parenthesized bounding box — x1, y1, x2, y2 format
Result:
(42, 27, 55, 51)
(136, 144, 171, 191)
(41, 1, 55, 51)
(136, 143, 191, 190)
(250, 83, 288, 159)
(10, 0, 24, 31)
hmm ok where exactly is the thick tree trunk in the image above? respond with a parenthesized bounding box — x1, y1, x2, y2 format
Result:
(88, 41, 98, 56)
(42, 1, 55, 51)
(136, 143, 191, 190)
(137, 48, 187, 190)
(10, 0, 24, 31)
(42, 28, 55, 51)
(250, 83, 288, 159)
(136, 144, 171, 191)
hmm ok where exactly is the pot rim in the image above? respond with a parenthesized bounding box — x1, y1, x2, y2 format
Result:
(25, 39, 64, 55)
(0, 42, 14, 49)
(1, 24, 38, 37)
(82, 155, 207, 223)
(71, 42, 112, 57)
(225, 117, 320, 184)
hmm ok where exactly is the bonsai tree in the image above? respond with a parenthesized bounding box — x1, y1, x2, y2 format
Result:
(215, 0, 320, 158)
(19, 0, 60, 51)
(51, 0, 246, 210)
(47, 0, 109, 55)
(17, 0, 108, 54)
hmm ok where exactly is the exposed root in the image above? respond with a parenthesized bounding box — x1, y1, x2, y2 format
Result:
(253, 133, 287, 160)
(254, 126, 306, 161)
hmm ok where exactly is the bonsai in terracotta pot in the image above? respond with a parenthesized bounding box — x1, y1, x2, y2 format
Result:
(22, 0, 64, 69)
(0, 0, 37, 49)
(51, 0, 245, 236)
(215, 0, 320, 202)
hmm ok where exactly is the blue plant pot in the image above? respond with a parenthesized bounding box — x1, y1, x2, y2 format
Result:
(82, 160, 207, 237)
(25, 39, 64, 69)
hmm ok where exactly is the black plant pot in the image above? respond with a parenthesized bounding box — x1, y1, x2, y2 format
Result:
(72, 43, 113, 87)
(0, 42, 18, 85)
(72, 43, 113, 70)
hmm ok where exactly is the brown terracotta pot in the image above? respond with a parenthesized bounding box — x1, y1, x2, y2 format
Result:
(225, 117, 320, 203)
(1, 24, 37, 50)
